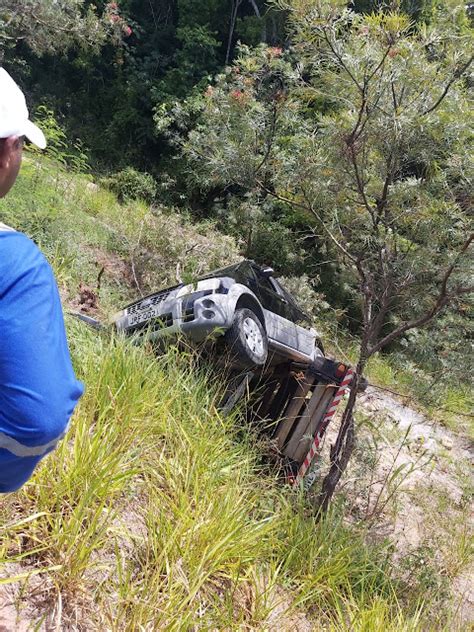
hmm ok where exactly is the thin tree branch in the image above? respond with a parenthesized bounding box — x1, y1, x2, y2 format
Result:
(248, 0, 261, 18)
(368, 233, 474, 354)
(258, 182, 360, 266)
(321, 28, 364, 93)
(254, 103, 278, 176)
(422, 55, 474, 116)
(226, 0, 243, 65)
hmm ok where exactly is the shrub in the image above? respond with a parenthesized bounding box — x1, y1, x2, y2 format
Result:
(280, 274, 330, 320)
(103, 167, 157, 203)
(246, 220, 306, 276)
(30, 105, 90, 173)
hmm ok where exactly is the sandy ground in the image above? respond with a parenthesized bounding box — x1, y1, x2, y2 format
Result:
(0, 582, 29, 632)
(354, 386, 473, 625)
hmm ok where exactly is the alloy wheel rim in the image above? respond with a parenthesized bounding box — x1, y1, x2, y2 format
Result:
(242, 317, 264, 356)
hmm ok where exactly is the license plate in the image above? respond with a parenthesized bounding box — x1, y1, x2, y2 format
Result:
(126, 305, 163, 329)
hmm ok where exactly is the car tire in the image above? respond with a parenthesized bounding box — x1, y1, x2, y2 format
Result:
(224, 308, 268, 368)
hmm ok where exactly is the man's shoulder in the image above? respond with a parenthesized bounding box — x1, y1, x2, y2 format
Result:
(0, 230, 48, 287)
(0, 228, 43, 257)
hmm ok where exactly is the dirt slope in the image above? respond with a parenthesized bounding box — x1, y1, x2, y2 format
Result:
(354, 387, 473, 626)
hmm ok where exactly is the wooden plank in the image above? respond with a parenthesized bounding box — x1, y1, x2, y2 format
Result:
(221, 371, 254, 416)
(253, 366, 288, 420)
(282, 384, 326, 458)
(292, 386, 337, 464)
(293, 369, 355, 486)
(269, 373, 297, 425)
(275, 372, 316, 449)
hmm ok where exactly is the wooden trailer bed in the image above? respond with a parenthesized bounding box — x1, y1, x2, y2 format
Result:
(221, 357, 355, 487)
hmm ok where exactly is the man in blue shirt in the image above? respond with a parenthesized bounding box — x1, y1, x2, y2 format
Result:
(0, 68, 83, 492)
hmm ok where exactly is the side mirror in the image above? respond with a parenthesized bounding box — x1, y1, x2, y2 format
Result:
(261, 267, 274, 278)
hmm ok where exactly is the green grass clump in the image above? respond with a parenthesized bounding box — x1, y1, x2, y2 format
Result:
(0, 322, 427, 629)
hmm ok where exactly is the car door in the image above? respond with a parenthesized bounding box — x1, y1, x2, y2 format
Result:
(270, 277, 317, 356)
(250, 267, 299, 349)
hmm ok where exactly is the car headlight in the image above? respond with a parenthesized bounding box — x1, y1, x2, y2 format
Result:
(180, 290, 214, 307)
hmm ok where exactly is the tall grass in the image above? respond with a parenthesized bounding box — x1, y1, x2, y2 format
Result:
(0, 321, 431, 629)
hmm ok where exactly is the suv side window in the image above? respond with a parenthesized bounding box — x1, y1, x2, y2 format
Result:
(258, 276, 276, 294)
(237, 262, 260, 288)
(250, 266, 290, 319)
(271, 278, 307, 323)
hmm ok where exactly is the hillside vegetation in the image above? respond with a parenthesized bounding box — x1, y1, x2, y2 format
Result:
(0, 156, 471, 630)
(1, 0, 473, 629)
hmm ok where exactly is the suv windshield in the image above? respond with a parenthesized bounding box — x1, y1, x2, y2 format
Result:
(198, 260, 254, 283)
(272, 278, 309, 322)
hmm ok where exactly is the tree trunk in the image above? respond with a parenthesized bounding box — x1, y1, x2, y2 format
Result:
(225, 1, 241, 65)
(317, 355, 367, 513)
(245, 225, 253, 256)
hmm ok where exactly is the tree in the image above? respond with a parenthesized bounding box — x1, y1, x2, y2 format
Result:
(352, 0, 434, 21)
(171, 0, 473, 509)
(0, 0, 117, 56)
(226, 0, 266, 63)
(3, 1, 286, 170)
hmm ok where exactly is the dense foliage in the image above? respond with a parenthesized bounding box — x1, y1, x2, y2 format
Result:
(2, 1, 457, 167)
(0, 1, 111, 55)
(1, 1, 284, 167)
(1, 0, 472, 386)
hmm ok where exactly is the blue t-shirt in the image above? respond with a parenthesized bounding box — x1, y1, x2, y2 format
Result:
(0, 227, 83, 492)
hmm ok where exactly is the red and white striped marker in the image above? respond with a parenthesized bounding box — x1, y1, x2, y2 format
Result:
(294, 368, 355, 487)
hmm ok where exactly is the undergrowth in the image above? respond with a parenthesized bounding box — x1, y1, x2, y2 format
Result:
(1, 323, 426, 629)
(0, 155, 468, 628)
(322, 328, 473, 441)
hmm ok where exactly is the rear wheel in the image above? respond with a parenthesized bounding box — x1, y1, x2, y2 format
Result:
(224, 308, 268, 368)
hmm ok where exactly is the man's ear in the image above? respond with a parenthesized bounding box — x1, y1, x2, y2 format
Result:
(0, 136, 18, 168)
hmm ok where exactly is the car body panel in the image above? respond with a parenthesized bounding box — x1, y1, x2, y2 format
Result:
(113, 261, 321, 365)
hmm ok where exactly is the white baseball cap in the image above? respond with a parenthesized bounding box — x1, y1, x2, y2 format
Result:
(0, 68, 47, 149)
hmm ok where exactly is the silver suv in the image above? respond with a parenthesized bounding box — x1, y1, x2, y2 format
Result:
(113, 260, 323, 367)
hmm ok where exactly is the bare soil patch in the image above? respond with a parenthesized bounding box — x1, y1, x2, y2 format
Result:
(350, 387, 474, 626)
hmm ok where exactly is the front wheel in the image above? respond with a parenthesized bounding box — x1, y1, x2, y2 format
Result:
(224, 308, 268, 368)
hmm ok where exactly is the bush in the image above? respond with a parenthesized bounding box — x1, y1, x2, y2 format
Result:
(31, 105, 90, 173)
(246, 220, 306, 276)
(280, 274, 330, 320)
(103, 167, 157, 203)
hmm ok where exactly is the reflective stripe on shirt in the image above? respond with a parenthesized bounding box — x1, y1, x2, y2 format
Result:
(0, 426, 68, 457)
